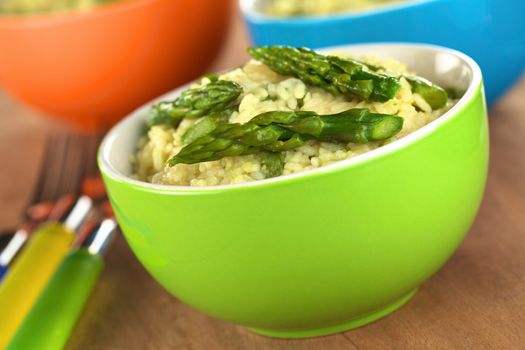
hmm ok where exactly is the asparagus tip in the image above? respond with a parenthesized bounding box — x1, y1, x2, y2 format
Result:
(370, 116, 404, 141)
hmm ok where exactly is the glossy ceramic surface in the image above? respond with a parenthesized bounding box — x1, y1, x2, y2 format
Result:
(99, 44, 488, 338)
(0, 0, 232, 131)
(241, 0, 525, 105)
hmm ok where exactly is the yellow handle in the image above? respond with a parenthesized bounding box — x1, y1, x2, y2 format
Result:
(0, 223, 74, 349)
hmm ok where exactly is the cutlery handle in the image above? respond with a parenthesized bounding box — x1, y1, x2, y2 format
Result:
(7, 249, 103, 350)
(0, 264, 7, 281)
(0, 223, 75, 349)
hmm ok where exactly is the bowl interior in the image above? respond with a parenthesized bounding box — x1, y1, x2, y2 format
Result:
(100, 43, 478, 188)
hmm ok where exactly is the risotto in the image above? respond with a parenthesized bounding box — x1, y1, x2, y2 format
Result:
(133, 47, 455, 187)
(265, 0, 407, 17)
(0, 0, 115, 15)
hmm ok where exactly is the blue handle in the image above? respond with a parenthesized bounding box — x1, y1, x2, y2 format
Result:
(0, 264, 7, 281)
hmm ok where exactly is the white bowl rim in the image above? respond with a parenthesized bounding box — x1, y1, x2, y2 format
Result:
(99, 42, 484, 193)
(239, 0, 439, 21)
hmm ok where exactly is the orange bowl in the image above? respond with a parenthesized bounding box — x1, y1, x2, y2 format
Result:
(0, 0, 232, 132)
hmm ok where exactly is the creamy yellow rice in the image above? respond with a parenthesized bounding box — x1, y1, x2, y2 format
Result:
(0, 0, 112, 15)
(132, 55, 454, 187)
(265, 0, 406, 16)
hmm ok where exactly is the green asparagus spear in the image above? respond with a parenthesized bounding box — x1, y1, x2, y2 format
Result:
(249, 46, 449, 109)
(181, 116, 219, 145)
(203, 72, 220, 82)
(258, 152, 285, 178)
(252, 108, 403, 143)
(358, 60, 449, 109)
(181, 105, 238, 144)
(444, 87, 463, 100)
(248, 46, 401, 102)
(146, 80, 242, 128)
(405, 76, 448, 109)
(168, 108, 403, 166)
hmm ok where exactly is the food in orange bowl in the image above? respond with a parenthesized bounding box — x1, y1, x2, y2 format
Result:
(0, 0, 232, 131)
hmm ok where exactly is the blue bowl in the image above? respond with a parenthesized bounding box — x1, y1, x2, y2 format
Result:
(241, 0, 525, 105)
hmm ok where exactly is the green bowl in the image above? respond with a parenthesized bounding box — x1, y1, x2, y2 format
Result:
(98, 43, 488, 338)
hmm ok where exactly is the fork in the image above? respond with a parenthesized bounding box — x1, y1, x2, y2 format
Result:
(0, 133, 87, 273)
(0, 132, 96, 349)
(29, 132, 88, 209)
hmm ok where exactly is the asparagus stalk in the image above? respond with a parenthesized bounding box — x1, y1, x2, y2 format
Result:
(249, 46, 449, 109)
(258, 152, 285, 178)
(356, 58, 449, 109)
(181, 105, 238, 144)
(168, 108, 403, 166)
(248, 46, 401, 102)
(405, 76, 448, 110)
(146, 80, 242, 128)
(253, 109, 403, 143)
(181, 116, 219, 145)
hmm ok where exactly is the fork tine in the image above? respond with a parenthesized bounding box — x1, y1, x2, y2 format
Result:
(23, 132, 95, 224)
(45, 134, 70, 202)
(62, 133, 83, 196)
(88, 133, 102, 177)
(69, 134, 87, 196)
(29, 133, 57, 206)
(57, 134, 73, 197)
(35, 133, 61, 203)
(85, 135, 95, 177)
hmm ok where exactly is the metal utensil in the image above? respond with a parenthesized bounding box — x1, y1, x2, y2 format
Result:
(6, 218, 118, 350)
(0, 133, 96, 349)
(0, 133, 89, 275)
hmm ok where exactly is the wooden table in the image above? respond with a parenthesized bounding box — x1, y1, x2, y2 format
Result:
(1, 13, 525, 350)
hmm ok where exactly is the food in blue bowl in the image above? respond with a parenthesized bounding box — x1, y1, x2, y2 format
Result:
(265, 0, 407, 16)
(241, 0, 525, 105)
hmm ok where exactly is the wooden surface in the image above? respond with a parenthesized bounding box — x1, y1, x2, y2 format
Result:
(1, 12, 525, 350)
